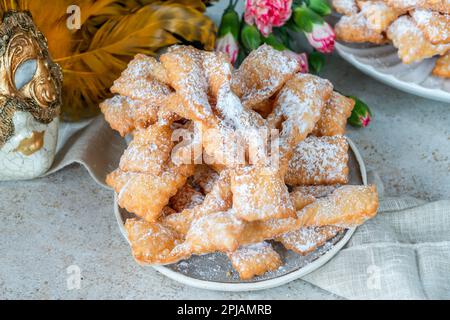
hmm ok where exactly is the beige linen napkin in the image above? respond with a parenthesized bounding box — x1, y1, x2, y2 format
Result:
(304, 198, 450, 299)
(46, 119, 450, 299)
(45, 116, 125, 187)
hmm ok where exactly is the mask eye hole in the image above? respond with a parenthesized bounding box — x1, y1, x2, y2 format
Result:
(14, 59, 37, 90)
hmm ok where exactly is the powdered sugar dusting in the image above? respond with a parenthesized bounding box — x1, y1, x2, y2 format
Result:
(411, 9, 450, 44)
(332, 0, 358, 15)
(286, 135, 349, 185)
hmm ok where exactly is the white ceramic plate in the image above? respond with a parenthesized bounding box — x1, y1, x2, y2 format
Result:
(114, 138, 368, 292)
(335, 42, 450, 103)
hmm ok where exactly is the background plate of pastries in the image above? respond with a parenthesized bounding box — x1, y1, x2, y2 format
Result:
(332, 0, 450, 103)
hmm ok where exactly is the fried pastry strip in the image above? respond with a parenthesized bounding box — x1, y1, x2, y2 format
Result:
(312, 92, 355, 137)
(267, 73, 333, 172)
(107, 163, 194, 222)
(231, 44, 300, 109)
(297, 185, 379, 228)
(238, 185, 378, 246)
(290, 190, 316, 211)
(111, 54, 172, 104)
(160, 46, 216, 126)
(239, 216, 299, 245)
(386, 0, 450, 14)
(411, 9, 450, 45)
(357, 1, 406, 33)
(285, 136, 349, 186)
(230, 166, 296, 222)
(169, 184, 205, 212)
(100, 95, 159, 137)
(277, 226, 343, 256)
(290, 185, 339, 210)
(433, 52, 450, 78)
(191, 165, 220, 194)
(181, 210, 245, 254)
(201, 51, 268, 168)
(162, 170, 233, 236)
(332, 0, 359, 15)
(335, 13, 387, 44)
(119, 124, 174, 174)
(228, 242, 282, 280)
(293, 185, 340, 198)
(387, 16, 450, 64)
(125, 219, 187, 265)
(417, 0, 450, 13)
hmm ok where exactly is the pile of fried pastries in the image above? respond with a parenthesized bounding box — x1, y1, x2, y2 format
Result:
(333, 0, 450, 78)
(101, 44, 379, 280)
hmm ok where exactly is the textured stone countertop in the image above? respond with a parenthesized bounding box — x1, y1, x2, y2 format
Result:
(1, 51, 448, 299)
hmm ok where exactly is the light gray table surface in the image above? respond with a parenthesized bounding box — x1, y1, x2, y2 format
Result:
(0, 52, 449, 300)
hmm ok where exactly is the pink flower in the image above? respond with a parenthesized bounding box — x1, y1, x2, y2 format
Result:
(305, 22, 335, 53)
(283, 50, 309, 73)
(360, 114, 371, 127)
(244, 0, 293, 37)
(215, 33, 239, 65)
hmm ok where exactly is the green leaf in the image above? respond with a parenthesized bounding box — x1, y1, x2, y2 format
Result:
(308, 51, 325, 73)
(218, 4, 240, 38)
(263, 33, 287, 51)
(240, 23, 262, 52)
(307, 0, 332, 16)
(293, 6, 324, 33)
(347, 96, 373, 128)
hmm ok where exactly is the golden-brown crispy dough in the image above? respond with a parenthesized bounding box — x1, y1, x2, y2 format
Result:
(125, 219, 186, 265)
(237, 185, 377, 246)
(293, 185, 340, 198)
(201, 52, 269, 168)
(277, 226, 343, 256)
(386, 0, 450, 14)
(119, 125, 173, 174)
(290, 185, 340, 210)
(290, 190, 316, 211)
(417, 0, 450, 13)
(357, 1, 406, 33)
(111, 54, 172, 103)
(285, 136, 349, 186)
(333, 0, 359, 15)
(252, 96, 277, 118)
(231, 44, 300, 109)
(228, 242, 282, 280)
(230, 166, 296, 222)
(411, 9, 450, 45)
(433, 52, 450, 78)
(100, 95, 159, 137)
(335, 13, 388, 44)
(107, 163, 194, 222)
(385, 0, 417, 11)
(162, 170, 232, 236)
(161, 206, 177, 217)
(182, 210, 245, 254)
(239, 216, 299, 245)
(387, 16, 450, 64)
(297, 185, 379, 228)
(312, 92, 355, 137)
(267, 73, 334, 172)
(169, 184, 205, 212)
(160, 46, 216, 126)
(191, 164, 220, 194)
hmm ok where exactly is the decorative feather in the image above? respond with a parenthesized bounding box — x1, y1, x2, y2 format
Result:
(0, 0, 216, 120)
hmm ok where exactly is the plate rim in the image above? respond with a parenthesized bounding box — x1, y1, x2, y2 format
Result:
(113, 137, 367, 292)
(335, 42, 450, 104)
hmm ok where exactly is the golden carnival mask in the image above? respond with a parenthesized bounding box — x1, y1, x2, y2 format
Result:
(0, 11, 62, 180)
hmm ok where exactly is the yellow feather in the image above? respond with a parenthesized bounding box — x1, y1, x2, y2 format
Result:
(0, 0, 216, 120)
